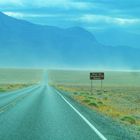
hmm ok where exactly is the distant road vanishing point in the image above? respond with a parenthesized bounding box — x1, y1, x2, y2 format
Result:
(0, 83, 138, 140)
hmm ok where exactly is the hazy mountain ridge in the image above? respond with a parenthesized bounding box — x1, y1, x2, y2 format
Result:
(0, 12, 140, 69)
(94, 28, 140, 48)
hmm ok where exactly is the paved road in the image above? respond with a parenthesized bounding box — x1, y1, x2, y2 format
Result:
(0, 85, 139, 140)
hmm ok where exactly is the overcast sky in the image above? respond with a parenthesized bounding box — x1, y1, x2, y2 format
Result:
(0, 0, 140, 34)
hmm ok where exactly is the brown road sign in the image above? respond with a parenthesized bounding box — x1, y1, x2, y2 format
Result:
(90, 72, 104, 80)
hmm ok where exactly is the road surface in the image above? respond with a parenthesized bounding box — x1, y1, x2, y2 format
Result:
(0, 84, 139, 140)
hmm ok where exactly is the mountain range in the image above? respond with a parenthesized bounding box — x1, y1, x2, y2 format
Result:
(0, 12, 140, 69)
(94, 28, 140, 48)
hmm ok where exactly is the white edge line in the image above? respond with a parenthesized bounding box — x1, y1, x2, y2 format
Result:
(54, 89, 108, 140)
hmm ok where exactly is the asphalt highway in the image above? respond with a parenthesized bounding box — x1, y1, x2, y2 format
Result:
(0, 84, 138, 140)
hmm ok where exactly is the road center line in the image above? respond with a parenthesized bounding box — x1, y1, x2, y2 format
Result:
(54, 89, 108, 140)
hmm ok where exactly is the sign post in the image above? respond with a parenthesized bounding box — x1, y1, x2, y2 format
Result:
(91, 78, 93, 94)
(90, 72, 104, 94)
(101, 79, 103, 90)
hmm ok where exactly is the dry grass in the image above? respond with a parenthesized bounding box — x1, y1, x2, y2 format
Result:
(0, 84, 34, 92)
(49, 70, 140, 134)
(54, 84, 140, 132)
